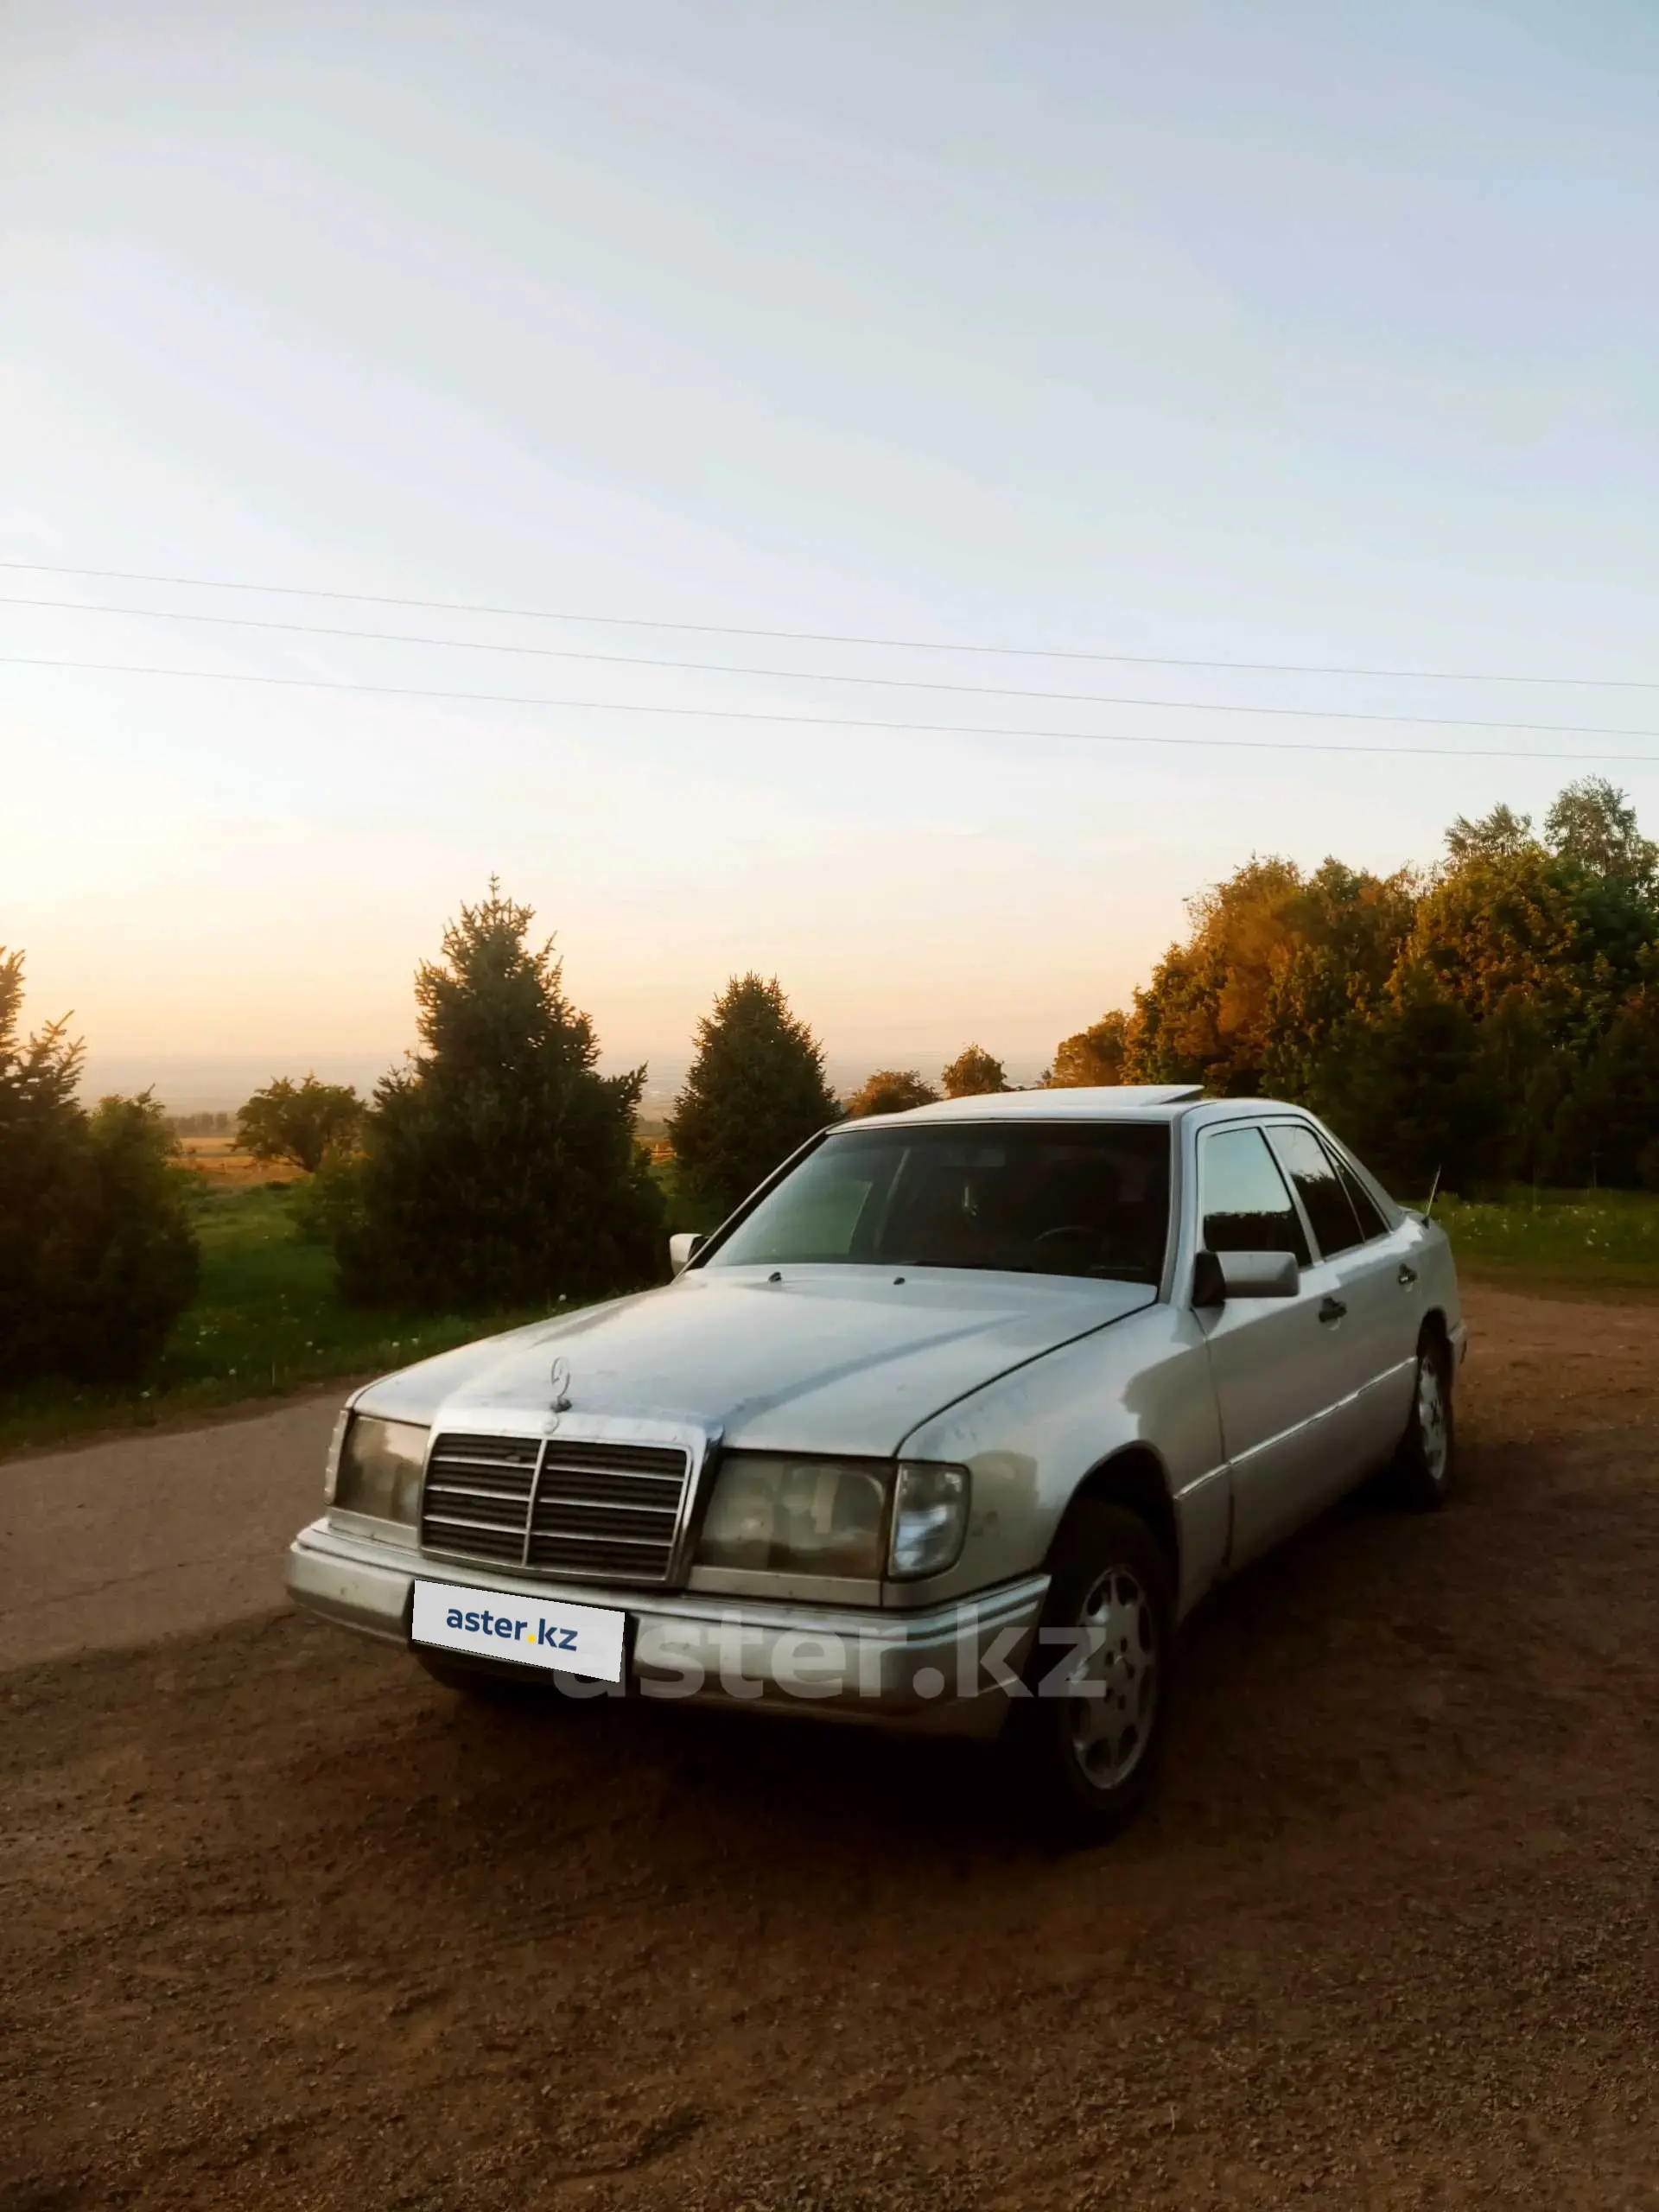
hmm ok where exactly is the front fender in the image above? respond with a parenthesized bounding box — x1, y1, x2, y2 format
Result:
(890, 1303, 1227, 1621)
(1417, 1222, 1464, 1349)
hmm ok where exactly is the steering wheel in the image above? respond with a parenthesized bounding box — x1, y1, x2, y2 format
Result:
(1033, 1224, 1097, 1253)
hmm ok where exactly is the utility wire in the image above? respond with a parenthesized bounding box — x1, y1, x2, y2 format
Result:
(7, 652, 1659, 765)
(1, 557, 1654, 692)
(1, 592, 1656, 741)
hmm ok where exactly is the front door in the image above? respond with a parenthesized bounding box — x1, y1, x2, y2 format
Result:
(1194, 1123, 1349, 1567)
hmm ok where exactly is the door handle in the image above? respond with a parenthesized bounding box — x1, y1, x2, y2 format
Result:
(1397, 1263, 1418, 1287)
(1318, 1294, 1347, 1325)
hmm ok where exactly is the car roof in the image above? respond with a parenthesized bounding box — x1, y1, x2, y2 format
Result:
(842, 1084, 1206, 1128)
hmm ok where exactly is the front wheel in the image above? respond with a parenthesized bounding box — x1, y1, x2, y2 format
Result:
(1390, 1332, 1456, 1510)
(1005, 1501, 1174, 1844)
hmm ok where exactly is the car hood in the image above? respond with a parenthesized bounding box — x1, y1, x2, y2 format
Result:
(356, 1265, 1158, 1457)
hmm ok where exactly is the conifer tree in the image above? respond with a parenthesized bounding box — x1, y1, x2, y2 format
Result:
(0, 950, 197, 1382)
(335, 885, 663, 1307)
(669, 975, 841, 1215)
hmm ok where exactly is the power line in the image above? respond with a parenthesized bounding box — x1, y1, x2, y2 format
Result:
(1, 557, 1653, 692)
(2, 592, 1656, 741)
(7, 651, 1659, 765)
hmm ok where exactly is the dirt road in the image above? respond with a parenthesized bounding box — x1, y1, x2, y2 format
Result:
(3, 1288, 1657, 2209)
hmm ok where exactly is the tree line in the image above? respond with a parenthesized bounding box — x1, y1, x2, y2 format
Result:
(1051, 776, 1659, 1194)
(4, 774, 1655, 1389)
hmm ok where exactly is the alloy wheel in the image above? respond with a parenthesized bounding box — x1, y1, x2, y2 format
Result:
(1417, 1353, 1449, 1486)
(1062, 1565, 1160, 1790)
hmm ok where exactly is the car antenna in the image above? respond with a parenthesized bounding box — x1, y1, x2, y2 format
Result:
(1423, 1166, 1442, 1221)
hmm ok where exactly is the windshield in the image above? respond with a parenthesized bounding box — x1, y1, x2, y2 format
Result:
(708, 1122, 1172, 1282)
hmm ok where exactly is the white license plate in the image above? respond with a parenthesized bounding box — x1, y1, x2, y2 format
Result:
(411, 1579, 626, 1684)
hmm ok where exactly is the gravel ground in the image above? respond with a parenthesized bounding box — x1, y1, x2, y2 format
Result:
(2, 1287, 1656, 2210)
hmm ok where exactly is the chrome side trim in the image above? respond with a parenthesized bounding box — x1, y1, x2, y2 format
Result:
(1226, 1399, 1330, 1475)
(1172, 1460, 1230, 1500)
(1332, 1357, 1414, 1416)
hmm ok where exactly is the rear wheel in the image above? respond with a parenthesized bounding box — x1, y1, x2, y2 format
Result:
(1390, 1332, 1456, 1510)
(1006, 1500, 1173, 1843)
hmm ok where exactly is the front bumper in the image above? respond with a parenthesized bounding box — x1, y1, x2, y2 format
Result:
(286, 1518, 1049, 1739)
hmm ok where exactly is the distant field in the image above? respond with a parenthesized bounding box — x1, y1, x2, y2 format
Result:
(175, 1135, 303, 1189)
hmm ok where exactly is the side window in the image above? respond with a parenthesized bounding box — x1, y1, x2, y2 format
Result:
(1325, 1142, 1389, 1242)
(1268, 1125, 1363, 1259)
(1198, 1127, 1310, 1266)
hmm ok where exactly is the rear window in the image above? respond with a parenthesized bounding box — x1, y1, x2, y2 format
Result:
(1267, 1125, 1365, 1259)
(709, 1122, 1172, 1283)
(1328, 1145, 1390, 1241)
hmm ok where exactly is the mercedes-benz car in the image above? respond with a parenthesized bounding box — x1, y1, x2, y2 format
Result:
(287, 1086, 1463, 1837)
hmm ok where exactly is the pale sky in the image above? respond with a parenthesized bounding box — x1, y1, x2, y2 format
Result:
(5, 1, 1658, 1106)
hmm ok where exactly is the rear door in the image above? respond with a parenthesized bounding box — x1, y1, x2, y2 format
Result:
(1194, 1122, 1347, 1567)
(1264, 1123, 1420, 1474)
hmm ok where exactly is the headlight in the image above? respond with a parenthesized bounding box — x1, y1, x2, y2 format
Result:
(322, 1406, 350, 1499)
(697, 1454, 890, 1578)
(332, 1414, 429, 1526)
(889, 1460, 970, 1579)
(695, 1453, 969, 1581)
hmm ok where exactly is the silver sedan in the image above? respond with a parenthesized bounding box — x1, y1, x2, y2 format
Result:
(288, 1085, 1463, 1838)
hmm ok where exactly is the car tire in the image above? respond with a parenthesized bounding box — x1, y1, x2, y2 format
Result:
(1389, 1331, 1457, 1512)
(1006, 1499, 1174, 1845)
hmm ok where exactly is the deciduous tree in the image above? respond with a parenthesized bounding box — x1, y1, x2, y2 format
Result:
(1551, 985, 1659, 1188)
(1123, 857, 1414, 1096)
(1400, 791, 1658, 1053)
(1309, 992, 1508, 1197)
(238, 1075, 363, 1174)
(1545, 778, 1659, 897)
(940, 1044, 1009, 1098)
(1046, 1012, 1129, 1087)
(846, 1069, 939, 1117)
(1398, 817, 1586, 1035)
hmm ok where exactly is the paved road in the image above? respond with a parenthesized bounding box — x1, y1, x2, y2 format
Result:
(0, 1395, 341, 1671)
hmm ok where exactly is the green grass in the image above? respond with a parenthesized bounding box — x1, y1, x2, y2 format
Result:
(1429, 1186, 1659, 1294)
(0, 1182, 552, 1457)
(648, 1156, 729, 1237)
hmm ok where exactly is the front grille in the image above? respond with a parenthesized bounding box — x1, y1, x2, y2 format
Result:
(527, 1440, 690, 1580)
(420, 1432, 691, 1585)
(420, 1433, 541, 1565)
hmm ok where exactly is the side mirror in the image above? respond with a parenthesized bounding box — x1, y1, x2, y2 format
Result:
(669, 1231, 705, 1277)
(1192, 1248, 1299, 1307)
